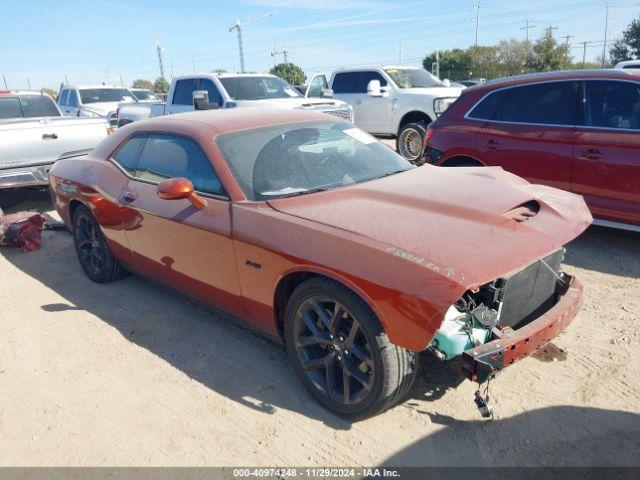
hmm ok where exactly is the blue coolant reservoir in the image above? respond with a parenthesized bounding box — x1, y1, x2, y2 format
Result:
(433, 306, 491, 359)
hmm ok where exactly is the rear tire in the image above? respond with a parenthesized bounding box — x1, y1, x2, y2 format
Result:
(72, 205, 127, 283)
(284, 277, 418, 420)
(397, 122, 428, 164)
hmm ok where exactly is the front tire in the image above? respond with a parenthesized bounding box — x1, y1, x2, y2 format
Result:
(397, 122, 428, 164)
(284, 278, 418, 420)
(72, 205, 127, 283)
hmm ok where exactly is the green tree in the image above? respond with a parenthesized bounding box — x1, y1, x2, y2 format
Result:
(423, 48, 471, 79)
(132, 79, 154, 90)
(609, 40, 631, 65)
(497, 39, 533, 76)
(468, 45, 501, 78)
(269, 63, 306, 85)
(525, 28, 571, 72)
(622, 17, 640, 57)
(153, 77, 170, 94)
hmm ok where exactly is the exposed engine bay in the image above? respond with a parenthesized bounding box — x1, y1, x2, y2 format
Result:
(430, 248, 566, 362)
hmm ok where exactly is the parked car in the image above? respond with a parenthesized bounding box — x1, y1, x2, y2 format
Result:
(116, 73, 353, 127)
(424, 69, 640, 231)
(0, 90, 111, 189)
(614, 60, 640, 69)
(130, 88, 161, 102)
(303, 66, 463, 163)
(49, 109, 591, 419)
(57, 85, 137, 127)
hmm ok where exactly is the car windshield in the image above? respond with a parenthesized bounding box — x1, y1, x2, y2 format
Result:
(219, 76, 302, 100)
(216, 120, 414, 200)
(79, 88, 136, 104)
(132, 89, 159, 101)
(384, 68, 444, 88)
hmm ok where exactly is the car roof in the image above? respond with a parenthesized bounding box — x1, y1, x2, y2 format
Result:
(473, 69, 640, 91)
(63, 85, 129, 89)
(134, 108, 338, 135)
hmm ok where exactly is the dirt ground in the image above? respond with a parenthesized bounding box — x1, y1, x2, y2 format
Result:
(0, 187, 639, 467)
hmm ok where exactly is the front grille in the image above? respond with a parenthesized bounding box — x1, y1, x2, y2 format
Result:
(498, 249, 564, 328)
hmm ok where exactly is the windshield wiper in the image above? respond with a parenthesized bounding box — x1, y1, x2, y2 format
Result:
(379, 168, 411, 178)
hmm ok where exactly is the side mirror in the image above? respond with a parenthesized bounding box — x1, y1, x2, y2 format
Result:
(192, 90, 218, 111)
(157, 177, 207, 209)
(367, 79, 382, 97)
(443, 79, 451, 87)
(320, 88, 334, 98)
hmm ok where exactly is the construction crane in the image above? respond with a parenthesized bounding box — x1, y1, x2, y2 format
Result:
(229, 11, 276, 73)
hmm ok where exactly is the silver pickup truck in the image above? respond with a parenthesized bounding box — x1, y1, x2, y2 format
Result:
(0, 91, 111, 189)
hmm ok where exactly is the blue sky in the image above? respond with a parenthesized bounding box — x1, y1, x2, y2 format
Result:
(1, 0, 638, 90)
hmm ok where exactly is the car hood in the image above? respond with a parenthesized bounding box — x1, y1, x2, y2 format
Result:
(79, 102, 122, 116)
(398, 86, 463, 98)
(233, 97, 349, 109)
(267, 166, 592, 289)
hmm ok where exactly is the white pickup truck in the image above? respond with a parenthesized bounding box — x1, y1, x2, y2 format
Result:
(303, 66, 463, 162)
(116, 73, 353, 127)
(0, 91, 111, 189)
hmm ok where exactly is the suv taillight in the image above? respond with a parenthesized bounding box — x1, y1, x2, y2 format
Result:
(423, 127, 434, 146)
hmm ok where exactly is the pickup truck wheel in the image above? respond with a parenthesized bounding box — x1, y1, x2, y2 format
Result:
(285, 278, 418, 420)
(72, 205, 127, 283)
(397, 122, 427, 164)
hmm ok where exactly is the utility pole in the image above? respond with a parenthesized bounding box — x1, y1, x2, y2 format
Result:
(119, 75, 124, 87)
(521, 18, 535, 42)
(602, 4, 610, 68)
(398, 39, 403, 65)
(27, 78, 31, 90)
(473, 2, 481, 46)
(581, 41, 588, 69)
(229, 10, 276, 73)
(544, 26, 558, 41)
(192, 54, 196, 73)
(562, 35, 574, 47)
(155, 39, 165, 80)
(2, 74, 7, 90)
(170, 59, 175, 79)
(270, 40, 289, 65)
(64, 74, 69, 85)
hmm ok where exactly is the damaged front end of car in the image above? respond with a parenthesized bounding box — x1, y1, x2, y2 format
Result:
(428, 248, 583, 415)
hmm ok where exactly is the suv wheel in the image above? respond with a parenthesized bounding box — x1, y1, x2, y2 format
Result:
(397, 122, 427, 164)
(285, 277, 418, 420)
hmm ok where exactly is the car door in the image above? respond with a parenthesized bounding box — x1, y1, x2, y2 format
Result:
(119, 133, 244, 315)
(165, 78, 198, 115)
(475, 81, 579, 191)
(58, 89, 72, 115)
(331, 71, 391, 134)
(572, 79, 640, 227)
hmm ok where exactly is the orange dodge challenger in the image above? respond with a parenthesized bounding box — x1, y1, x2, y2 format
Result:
(49, 109, 592, 419)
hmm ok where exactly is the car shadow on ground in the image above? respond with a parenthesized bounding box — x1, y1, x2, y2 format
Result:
(564, 225, 640, 279)
(0, 187, 51, 214)
(379, 405, 640, 468)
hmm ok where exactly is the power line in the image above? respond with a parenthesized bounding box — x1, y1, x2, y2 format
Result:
(521, 18, 536, 42)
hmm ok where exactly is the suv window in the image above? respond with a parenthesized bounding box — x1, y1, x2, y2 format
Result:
(0, 97, 23, 119)
(59, 89, 69, 106)
(134, 134, 225, 196)
(197, 78, 223, 106)
(68, 89, 79, 108)
(470, 81, 574, 125)
(307, 75, 328, 97)
(332, 71, 387, 94)
(112, 134, 146, 174)
(20, 95, 60, 117)
(586, 80, 640, 130)
(172, 79, 197, 105)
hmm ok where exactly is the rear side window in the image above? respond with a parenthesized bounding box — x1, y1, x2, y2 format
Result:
(0, 97, 23, 119)
(20, 96, 60, 117)
(68, 90, 79, 107)
(59, 89, 69, 105)
(332, 71, 387, 94)
(469, 81, 574, 125)
(172, 79, 197, 105)
(585, 80, 640, 130)
(112, 135, 146, 174)
(134, 134, 225, 196)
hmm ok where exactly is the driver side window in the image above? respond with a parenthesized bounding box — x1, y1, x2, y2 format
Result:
(133, 134, 226, 196)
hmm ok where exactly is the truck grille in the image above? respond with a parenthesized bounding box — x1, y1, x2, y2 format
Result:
(498, 249, 564, 328)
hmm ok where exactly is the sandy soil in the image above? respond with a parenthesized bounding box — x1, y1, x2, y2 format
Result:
(0, 188, 639, 467)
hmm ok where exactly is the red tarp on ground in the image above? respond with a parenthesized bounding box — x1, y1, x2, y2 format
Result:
(0, 208, 46, 252)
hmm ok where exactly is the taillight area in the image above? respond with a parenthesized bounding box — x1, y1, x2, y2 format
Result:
(423, 127, 434, 146)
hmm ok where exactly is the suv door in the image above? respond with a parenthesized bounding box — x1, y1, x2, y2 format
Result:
(573, 79, 640, 227)
(331, 71, 391, 133)
(118, 133, 243, 314)
(473, 81, 580, 191)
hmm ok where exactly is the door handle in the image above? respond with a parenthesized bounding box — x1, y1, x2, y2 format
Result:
(481, 139, 500, 149)
(42, 133, 58, 140)
(121, 191, 137, 203)
(576, 149, 604, 161)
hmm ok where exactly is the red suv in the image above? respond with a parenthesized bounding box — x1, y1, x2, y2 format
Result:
(425, 70, 640, 231)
